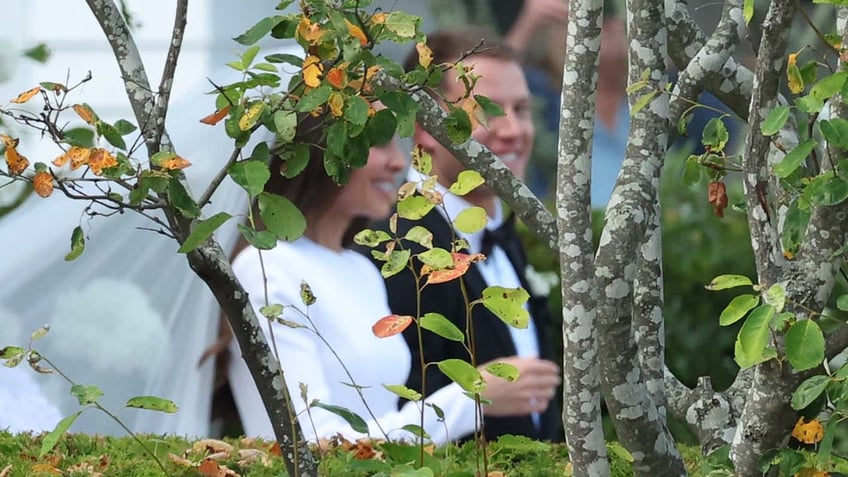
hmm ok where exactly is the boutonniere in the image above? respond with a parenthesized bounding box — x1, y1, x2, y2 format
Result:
(524, 265, 559, 297)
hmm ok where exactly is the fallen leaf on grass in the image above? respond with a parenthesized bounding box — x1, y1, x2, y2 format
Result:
(168, 453, 194, 467)
(0, 464, 11, 477)
(31, 463, 62, 475)
(237, 449, 271, 467)
(198, 459, 240, 477)
(193, 438, 234, 455)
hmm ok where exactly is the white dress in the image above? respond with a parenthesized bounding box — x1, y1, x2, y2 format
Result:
(228, 238, 479, 444)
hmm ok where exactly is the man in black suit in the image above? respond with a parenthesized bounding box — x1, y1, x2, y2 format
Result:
(363, 27, 563, 442)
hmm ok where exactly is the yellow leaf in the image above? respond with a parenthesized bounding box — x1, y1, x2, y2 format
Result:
(788, 53, 798, 67)
(326, 67, 347, 89)
(328, 92, 345, 117)
(239, 102, 265, 131)
(10, 86, 42, 104)
(345, 19, 368, 47)
(53, 146, 91, 168)
(73, 103, 98, 125)
(370, 12, 388, 25)
(87, 148, 117, 175)
(33, 170, 54, 198)
(787, 61, 804, 94)
(160, 155, 191, 170)
(461, 98, 481, 129)
(4, 145, 29, 175)
(31, 463, 62, 475)
(0, 133, 19, 149)
(296, 16, 325, 45)
(416, 42, 433, 68)
(302, 55, 323, 88)
(791, 417, 824, 444)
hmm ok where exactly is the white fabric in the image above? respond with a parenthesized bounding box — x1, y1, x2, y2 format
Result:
(0, 43, 301, 436)
(228, 237, 479, 444)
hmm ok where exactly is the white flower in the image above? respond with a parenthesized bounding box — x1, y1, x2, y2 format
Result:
(524, 265, 559, 297)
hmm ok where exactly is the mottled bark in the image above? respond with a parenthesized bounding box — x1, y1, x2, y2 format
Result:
(594, 0, 684, 473)
(556, 0, 608, 475)
(665, 374, 736, 454)
(85, 1, 316, 475)
(666, 0, 753, 121)
(632, 212, 665, 411)
(373, 72, 559, 251)
(668, 0, 745, 133)
(730, 0, 799, 473)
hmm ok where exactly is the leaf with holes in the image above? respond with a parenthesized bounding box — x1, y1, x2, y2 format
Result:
(481, 286, 530, 329)
(372, 314, 414, 338)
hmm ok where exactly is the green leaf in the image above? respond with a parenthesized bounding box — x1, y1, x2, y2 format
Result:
(631, 91, 658, 117)
(70, 384, 103, 405)
(819, 118, 848, 149)
(273, 110, 298, 143)
(228, 160, 270, 197)
(706, 274, 753, 291)
(281, 143, 310, 178)
(734, 304, 775, 369)
(419, 312, 464, 342)
(366, 108, 398, 147)
(495, 434, 552, 452)
(474, 94, 504, 117)
(816, 418, 839, 469)
(234, 15, 283, 45)
(481, 286, 530, 329)
(681, 155, 704, 186)
(40, 411, 82, 457)
(0, 346, 26, 360)
(353, 229, 392, 247)
(97, 122, 127, 150)
(485, 361, 520, 382)
(241, 45, 261, 69)
(65, 226, 86, 261)
(237, 224, 277, 250)
(437, 358, 486, 393)
(258, 192, 306, 241)
(178, 212, 232, 253)
(297, 85, 332, 112)
(400, 424, 429, 438)
(382, 11, 420, 38)
(417, 248, 453, 269)
(311, 402, 368, 433)
(702, 117, 729, 152)
(785, 319, 825, 371)
(791, 375, 829, 410)
(404, 226, 433, 249)
(774, 139, 816, 178)
(397, 195, 435, 220)
(168, 179, 202, 219)
(445, 107, 472, 144)
(453, 206, 487, 234)
(607, 441, 636, 463)
(24, 43, 50, 63)
(383, 384, 422, 401)
(259, 304, 284, 320)
(448, 170, 485, 196)
(809, 175, 848, 206)
(125, 396, 179, 413)
(30, 325, 50, 341)
(810, 71, 848, 101)
(761, 106, 790, 136)
(720, 294, 759, 326)
(837, 294, 848, 311)
(764, 283, 786, 312)
(796, 94, 824, 114)
(265, 53, 303, 66)
(113, 119, 137, 135)
(381, 249, 411, 279)
(62, 127, 96, 148)
(743, 0, 755, 22)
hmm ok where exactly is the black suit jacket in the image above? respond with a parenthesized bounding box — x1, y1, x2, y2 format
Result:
(360, 207, 563, 442)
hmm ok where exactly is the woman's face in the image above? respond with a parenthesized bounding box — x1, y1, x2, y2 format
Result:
(334, 137, 406, 220)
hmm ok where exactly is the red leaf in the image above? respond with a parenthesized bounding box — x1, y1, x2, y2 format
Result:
(372, 314, 413, 338)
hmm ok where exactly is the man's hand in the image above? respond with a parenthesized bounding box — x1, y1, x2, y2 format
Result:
(479, 355, 561, 416)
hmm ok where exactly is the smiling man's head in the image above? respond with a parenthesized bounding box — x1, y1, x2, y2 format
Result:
(407, 27, 534, 216)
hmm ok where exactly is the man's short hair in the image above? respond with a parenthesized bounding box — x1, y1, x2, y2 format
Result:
(402, 26, 520, 79)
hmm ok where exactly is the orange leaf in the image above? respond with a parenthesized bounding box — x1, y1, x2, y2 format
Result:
(72, 103, 97, 125)
(791, 417, 824, 444)
(10, 86, 42, 104)
(0, 134, 18, 149)
(87, 148, 117, 176)
(326, 67, 347, 89)
(53, 146, 91, 168)
(4, 145, 29, 175)
(160, 155, 192, 170)
(197, 459, 224, 477)
(416, 42, 433, 68)
(200, 105, 231, 125)
(296, 16, 325, 45)
(302, 55, 323, 88)
(425, 253, 484, 285)
(370, 12, 388, 25)
(372, 314, 413, 338)
(345, 19, 368, 46)
(33, 171, 53, 198)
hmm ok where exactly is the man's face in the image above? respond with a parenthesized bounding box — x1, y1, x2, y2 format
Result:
(419, 56, 535, 206)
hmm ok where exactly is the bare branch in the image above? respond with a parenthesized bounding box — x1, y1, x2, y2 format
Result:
(150, 0, 189, 150)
